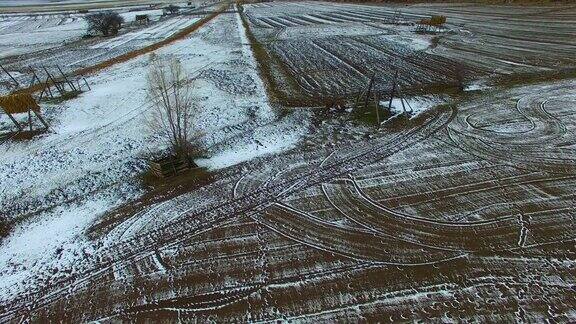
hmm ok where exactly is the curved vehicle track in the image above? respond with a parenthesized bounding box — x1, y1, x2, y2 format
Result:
(0, 106, 455, 322)
(448, 85, 576, 174)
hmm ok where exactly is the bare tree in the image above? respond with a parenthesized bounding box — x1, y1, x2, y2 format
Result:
(147, 54, 201, 159)
(85, 12, 125, 36)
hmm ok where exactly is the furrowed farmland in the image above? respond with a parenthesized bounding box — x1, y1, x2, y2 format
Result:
(242, 2, 576, 103)
(0, 0, 575, 322)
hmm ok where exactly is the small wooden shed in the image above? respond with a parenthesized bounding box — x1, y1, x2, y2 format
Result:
(149, 155, 198, 178)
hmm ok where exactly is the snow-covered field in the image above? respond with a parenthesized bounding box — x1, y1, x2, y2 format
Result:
(0, 4, 205, 61)
(1, 1, 575, 322)
(0, 13, 86, 58)
(0, 7, 309, 302)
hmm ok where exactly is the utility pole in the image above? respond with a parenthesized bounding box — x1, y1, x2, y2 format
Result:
(364, 72, 375, 110)
(374, 92, 381, 126)
(43, 66, 65, 96)
(388, 69, 398, 112)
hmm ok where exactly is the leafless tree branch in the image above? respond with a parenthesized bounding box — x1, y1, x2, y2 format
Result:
(147, 54, 202, 159)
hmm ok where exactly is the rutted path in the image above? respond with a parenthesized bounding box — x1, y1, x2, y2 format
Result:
(0, 106, 455, 321)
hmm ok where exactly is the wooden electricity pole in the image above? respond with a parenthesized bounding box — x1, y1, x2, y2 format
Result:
(387, 69, 412, 115)
(374, 91, 381, 126)
(0, 64, 19, 88)
(43, 66, 65, 96)
(28, 67, 42, 88)
(57, 65, 77, 92)
(364, 72, 376, 110)
(388, 70, 398, 112)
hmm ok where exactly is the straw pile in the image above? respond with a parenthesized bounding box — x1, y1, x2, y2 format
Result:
(0, 93, 40, 114)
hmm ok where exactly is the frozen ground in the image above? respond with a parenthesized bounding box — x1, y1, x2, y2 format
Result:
(0, 0, 120, 5)
(2, 76, 574, 322)
(0, 0, 202, 9)
(0, 3, 217, 83)
(0, 5, 200, 60)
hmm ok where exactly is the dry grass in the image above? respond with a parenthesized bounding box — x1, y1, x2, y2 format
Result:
(0, 93, 40, 114)
(238, 3, 301, 106)
(0, 217, 10, 240)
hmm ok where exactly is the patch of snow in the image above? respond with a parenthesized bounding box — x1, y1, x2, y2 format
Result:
(465, 80, 491, 92)
(196, 110, 310, 170)
(0, 187, 138, 301)
(380, 96, 444, 118)
(0, 15, 86, 58)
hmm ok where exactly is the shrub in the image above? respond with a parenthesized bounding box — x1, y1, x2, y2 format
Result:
(430, 15, 447, 27)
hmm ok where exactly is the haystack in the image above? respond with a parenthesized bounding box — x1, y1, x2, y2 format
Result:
(0, 93, 48, 133)
(0, 93, 40, 114)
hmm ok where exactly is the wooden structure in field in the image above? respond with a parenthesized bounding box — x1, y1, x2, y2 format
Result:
(354, 72, 381, 121)
(0, 64, 90, 100)
(0, 93, 49, 133)
(37, 65, 91, 100)
(354, 69, 412, 126)
(0, 64, 19, 90)
(149, 155, 198, 178)
(386, 69, 412, 116)
(0, 65, 91, 141)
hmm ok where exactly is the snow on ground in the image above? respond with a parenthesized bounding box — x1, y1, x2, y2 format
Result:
(0, 14, 86, 58)
(0, 6, 194, 59)
(0, 188, 137, 300)
(196, 110, 309, 170)
(465, 80, 491, 92)
(0, 57, 155, 300)
(278, 21, 432, 51)
(381, 96, 445, 118)
(0, 7, 310, 301)
(120, 9, 163, 23)
(90, 16, 200, 50)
